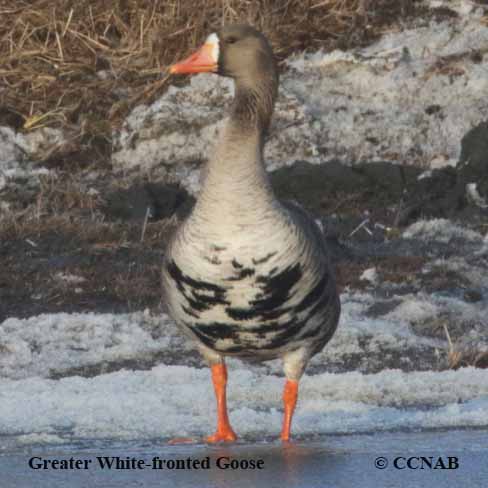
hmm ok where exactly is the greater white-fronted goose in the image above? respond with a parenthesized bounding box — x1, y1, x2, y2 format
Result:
(163, 24, 340, 442)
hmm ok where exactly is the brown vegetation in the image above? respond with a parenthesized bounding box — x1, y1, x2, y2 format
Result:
(444, 324, 488, 370)
(1, 0, 419, 136)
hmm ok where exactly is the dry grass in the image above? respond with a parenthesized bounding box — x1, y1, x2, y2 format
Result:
(0, 0, 418, 138)
(443, 324, 488, 370)
(0, 199, 175, 249)
(0, 169, 175, 247)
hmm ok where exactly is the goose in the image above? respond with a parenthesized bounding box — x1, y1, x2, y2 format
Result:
(163, 24, 340, 442)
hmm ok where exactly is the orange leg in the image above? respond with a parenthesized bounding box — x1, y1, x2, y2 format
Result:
(206, 363, 237, 443)
(281, 379, 299, 442)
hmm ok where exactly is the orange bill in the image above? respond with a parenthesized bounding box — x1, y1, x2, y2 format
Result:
(170, 43, 218, 74)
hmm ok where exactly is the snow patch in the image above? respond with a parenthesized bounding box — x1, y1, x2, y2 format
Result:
(402, 219, 484, 243)
(3, 282, 486, 382)
(385, 296, 439, 324)
(112, 75, 314, 192)
(0, 126, 60, 197)
(429, 0, 486, 17)
(360, 267, 378, 284)
(54, 273, 87, 285)
(284, 14, 488, 170)
(112, 8, 488, 191)
(0, 366, 487, 444)
(0, 289, 448, 381)
(0, 312, 187, 380)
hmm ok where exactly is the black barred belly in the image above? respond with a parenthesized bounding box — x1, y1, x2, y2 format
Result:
(166, 259, 335, 356)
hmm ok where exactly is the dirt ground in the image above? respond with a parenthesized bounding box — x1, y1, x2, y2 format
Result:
(1, 149, 487, 324)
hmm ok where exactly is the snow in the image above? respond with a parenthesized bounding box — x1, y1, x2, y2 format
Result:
(466, 183, 488, 208)
(111, 4, 488, 191)
(0, 249, 486, 448)
(402, 218, 484, 243)
(1, 279, 486, 448)
(111, 75, 311, 192)
(54, 273, 87, 285)
(359, 267, 378, 284)
(284, 14, 488, 171)
(0, 287, 459, 382)
(384, 296, 439, 324)
(0, 126, 57, 197)
(0, 365, 487, 444)
(1, 269, 486, 381)
(0, 312, 187, 380)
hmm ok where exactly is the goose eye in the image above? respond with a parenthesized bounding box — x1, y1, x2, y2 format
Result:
(225, 36, 238, 45)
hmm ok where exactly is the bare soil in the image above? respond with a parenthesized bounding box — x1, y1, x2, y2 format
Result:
(2, 152, 487, 323)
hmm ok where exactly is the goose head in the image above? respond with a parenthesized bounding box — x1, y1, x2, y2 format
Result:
(170, 25, 278, 131)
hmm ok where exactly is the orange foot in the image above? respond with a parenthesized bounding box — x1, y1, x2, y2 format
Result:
(281, 433, 292, 443)
(205, 428, 237, 443)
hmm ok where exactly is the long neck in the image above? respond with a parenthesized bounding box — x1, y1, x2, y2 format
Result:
(193, 74, 278, 224)
(231, 75, 277, 136)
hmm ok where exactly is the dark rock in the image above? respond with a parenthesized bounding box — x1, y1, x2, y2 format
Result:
(365, 299, 403, 318)
(145, 182, 195, 220)
(270, 145, 487, 228)
(270, 159, 423, 217)
(396, 121, 488, 223)
(425, 104, 442, 115)
(457, 120, 488, 201)
(0, 106, 24, 129)
(354, 161, 421, 198)
(398, 167, 460, 225)
(430, 6, 459, 21)
(463, 289, 483, 303)
(104, 185, 155, 222)
(271, 160, 367, 211)
(103, 183, 194, 222)
(470, 51, 484, 64)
